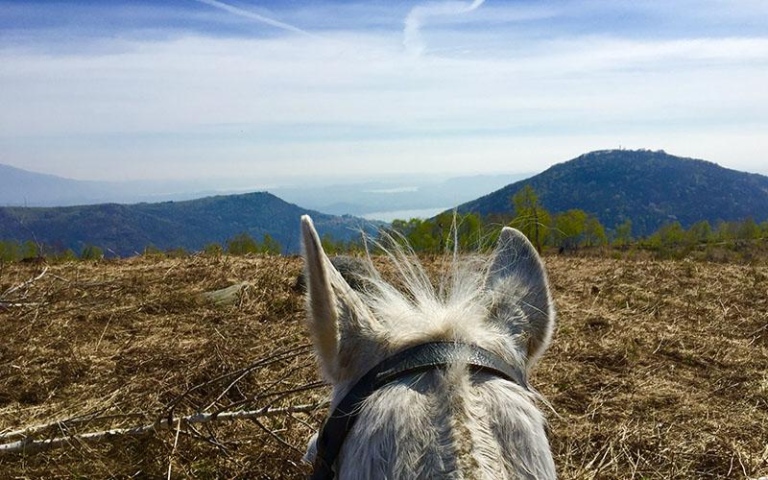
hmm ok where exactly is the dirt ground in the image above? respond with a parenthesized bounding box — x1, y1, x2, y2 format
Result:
(0, 252, 766, 479)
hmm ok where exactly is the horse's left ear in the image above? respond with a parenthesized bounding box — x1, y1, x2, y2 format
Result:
(301, 215, 378, 382)
(301, 215, 340, 382)
(485, 227, 555, 367)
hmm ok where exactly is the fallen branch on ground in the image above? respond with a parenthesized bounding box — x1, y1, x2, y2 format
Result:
(1, 266, 48, 300)
(1, 266, 49, 310)
(0, 402, 325, 455)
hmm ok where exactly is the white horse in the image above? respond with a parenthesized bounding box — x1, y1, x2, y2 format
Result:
(300, 215, 556, 480)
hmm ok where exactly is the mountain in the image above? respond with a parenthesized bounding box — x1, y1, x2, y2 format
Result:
(457, 149, 768, 236)
(0, 164, 235, 207)
(0, 192, 370, 257)
(0, 164, 530, 219)
(0, 164, 114, 206)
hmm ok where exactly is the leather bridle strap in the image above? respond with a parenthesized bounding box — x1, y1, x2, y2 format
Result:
(310, 341, 527, 480)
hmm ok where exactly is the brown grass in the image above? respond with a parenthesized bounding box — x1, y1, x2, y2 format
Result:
(0, 253, 766, 479)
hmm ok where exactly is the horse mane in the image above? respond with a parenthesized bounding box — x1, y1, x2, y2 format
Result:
(346, 227, 533, 381)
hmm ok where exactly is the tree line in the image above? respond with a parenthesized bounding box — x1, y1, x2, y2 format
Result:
(386, 186, 768, 258)
(0, 232, 283, 263)
(2, 186, 767, 263)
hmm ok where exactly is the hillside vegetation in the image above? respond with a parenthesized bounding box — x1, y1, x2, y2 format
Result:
(0, 192, 368, 257)
(0, 253, 766, 478)
(3, 150, 767, 261)
(459, 149, 768, 237)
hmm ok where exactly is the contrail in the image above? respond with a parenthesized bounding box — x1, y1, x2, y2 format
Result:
(404, 0, 486, 56)
(193, 0, 314, 37)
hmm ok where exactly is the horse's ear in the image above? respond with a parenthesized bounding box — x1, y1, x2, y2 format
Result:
(486, 227, 555, 367)
(301, 215, 377, 382)
(301, 215, 339, 381)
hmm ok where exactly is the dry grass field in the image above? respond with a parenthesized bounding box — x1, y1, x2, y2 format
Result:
(0, 252, 766, 479)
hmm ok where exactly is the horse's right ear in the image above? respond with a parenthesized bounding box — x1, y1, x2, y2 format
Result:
(485, 227, 555, 367)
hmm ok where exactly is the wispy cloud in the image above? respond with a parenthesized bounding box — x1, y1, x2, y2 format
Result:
(192, 0, 315, 37)
(404, 0, 485, 56)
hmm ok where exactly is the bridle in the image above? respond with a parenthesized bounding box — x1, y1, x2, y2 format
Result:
(309, 341, 528, 480)
(309, 342, 528, 479)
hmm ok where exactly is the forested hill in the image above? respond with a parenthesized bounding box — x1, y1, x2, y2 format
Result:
(457, 149, 768, 236)
(0, 192, 367, 257)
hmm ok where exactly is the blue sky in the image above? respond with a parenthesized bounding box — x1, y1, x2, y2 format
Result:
(1, 0, 767, 185)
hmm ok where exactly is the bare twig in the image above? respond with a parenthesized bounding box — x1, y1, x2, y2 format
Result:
(213, 381, 325, 416)
(163, 345, 311, 418)
(250, 416, 305, 456)
(167, 418, 182, 480)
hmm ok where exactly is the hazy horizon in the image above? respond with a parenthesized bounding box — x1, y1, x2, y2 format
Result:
(2, 1, 767, 182)
(0, 159, 529, 192)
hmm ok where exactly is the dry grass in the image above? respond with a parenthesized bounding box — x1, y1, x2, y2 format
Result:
(0, 253, 766, 479)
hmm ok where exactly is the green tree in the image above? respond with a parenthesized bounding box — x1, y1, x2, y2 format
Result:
(645, 222, 686, 251)
(613, 219, 633, 248)
(454, 213, 484, 251)
(226, 232, 259, 255)
(737, 218, 760, 240)
(391, 213, 488, 253)
(203, 242, 224, 257)
(411, 218, 438, 253)
(57, 249, 78, 262)
(714, 221, 738, 242)
(345, 236, 366, 255)
(390, 218, 442, 253)
(260, 233, 282, 255)
(166, 247, 189, 258)
(663, 222, 686, 247)
(583, 216, 607, 247)
(320, 233, 343, 255)
(0, 240, 22, 262)
(21, 240, 40, 259)
(80, 245, 104, 261)
(552, 209, 587, 250)
(686, 220, 712, 246)
(389, 219, 409, 240)
(143, 245, 164, 257)
(511, 185, 550, 253)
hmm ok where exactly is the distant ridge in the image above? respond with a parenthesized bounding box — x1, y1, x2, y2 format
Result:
(0, 192, 369, 256)
(0, 163, 112, 206)
(0, 163, 528, 217)
(0, 164, 250, 207)
(457, 149, 768, 236)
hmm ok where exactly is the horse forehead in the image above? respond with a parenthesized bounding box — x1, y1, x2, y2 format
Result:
(335, 367, 549, 479)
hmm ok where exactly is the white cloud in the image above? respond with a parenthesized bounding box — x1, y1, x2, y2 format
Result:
(0, 1, 767, 181)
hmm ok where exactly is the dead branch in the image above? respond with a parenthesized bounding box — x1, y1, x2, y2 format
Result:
(0, 402, 325, 455)
(0, 302, 42, 309)
(1, 266, 49, 300)
(0, 266, 49, 310)
(0, 409, 143, 441)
